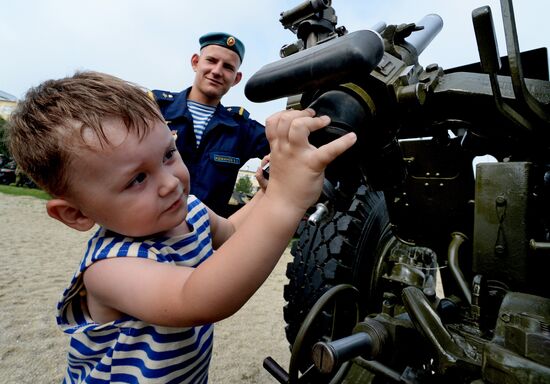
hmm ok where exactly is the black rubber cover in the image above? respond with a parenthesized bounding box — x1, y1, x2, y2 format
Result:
(245, 30, 384, 102)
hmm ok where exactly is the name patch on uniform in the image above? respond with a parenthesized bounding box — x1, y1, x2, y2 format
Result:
(211, 154, 241, 165)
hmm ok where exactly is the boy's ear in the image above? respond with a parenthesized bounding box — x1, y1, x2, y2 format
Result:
(46, 199, 95, 232)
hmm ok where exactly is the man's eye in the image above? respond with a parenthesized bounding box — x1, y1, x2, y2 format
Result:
(130, 172, 147, 186)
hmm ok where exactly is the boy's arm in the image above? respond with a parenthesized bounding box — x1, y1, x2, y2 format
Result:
(208, 187, 265, 249)
(209, 155, 270, 248)
(208, 154, 274, 247)
(83, 109, 356, 327)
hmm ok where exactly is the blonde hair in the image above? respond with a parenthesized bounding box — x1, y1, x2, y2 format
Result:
(7, 71, 163, 197)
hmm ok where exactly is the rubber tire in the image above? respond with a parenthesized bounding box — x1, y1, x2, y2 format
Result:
(283, 185, 394, 379)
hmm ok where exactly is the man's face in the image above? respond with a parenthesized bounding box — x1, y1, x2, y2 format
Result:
(68, 118, 191, 237)
(191, 44, 242, 104)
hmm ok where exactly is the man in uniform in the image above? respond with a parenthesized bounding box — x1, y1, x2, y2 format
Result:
(152, 32, 269, 217)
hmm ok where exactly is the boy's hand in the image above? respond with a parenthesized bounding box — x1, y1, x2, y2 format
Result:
(263, 109, 356, 211)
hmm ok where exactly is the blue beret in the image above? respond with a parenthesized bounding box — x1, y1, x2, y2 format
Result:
(199, 32, 245, 62)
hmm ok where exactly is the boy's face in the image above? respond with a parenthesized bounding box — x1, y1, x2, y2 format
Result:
(69, 118, 191, 237)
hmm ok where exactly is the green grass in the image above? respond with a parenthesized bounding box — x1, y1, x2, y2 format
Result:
(0, 184, 51, 200)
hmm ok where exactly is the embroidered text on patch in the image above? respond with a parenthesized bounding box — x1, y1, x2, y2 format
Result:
(213, 154, 240, 165)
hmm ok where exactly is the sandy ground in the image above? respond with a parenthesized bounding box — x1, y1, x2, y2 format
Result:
(0, 193, 291, 383)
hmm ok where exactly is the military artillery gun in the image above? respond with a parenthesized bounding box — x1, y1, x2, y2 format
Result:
(245, 0, 550, 383)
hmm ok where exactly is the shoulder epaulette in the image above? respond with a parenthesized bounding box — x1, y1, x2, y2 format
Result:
(226, 106, 250, 119)
(151, 90, 176, 104)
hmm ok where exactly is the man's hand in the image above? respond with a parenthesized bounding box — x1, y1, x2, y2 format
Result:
(255, 154, 270, 192)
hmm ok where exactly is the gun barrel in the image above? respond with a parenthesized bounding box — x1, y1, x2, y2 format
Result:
(406, 14, 443, 56)
(371, 21, 387, 34)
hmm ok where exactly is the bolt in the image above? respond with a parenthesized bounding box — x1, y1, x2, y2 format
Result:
(426, 63, 439, 72)
(495, 244, 506, 255)
(496, 195, 507, 206)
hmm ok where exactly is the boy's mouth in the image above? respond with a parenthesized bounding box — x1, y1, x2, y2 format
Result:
(165, 194, 183, 213)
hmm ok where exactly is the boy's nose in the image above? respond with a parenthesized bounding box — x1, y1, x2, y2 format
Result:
(158, 171, 179, 197)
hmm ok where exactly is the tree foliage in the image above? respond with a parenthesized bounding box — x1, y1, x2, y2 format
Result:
(235, 175, 253, 195)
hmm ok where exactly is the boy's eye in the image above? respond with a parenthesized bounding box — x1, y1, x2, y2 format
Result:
(164, 148, 178, 162)
(129, 172, 147, 187)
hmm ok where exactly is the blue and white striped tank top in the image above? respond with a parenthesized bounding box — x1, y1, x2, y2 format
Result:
(187, 100, 215, 147)
(56, 196, 214, 383)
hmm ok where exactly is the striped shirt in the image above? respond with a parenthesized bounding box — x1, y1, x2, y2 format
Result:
(56, 196, 214, 383)
(187, 100, 215, 147)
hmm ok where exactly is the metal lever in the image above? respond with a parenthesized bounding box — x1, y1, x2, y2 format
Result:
(263, 356, 290, 384)
(472, 6, 501, 73)
(500, 0, 550, 124)
(472, 5, 532, 131)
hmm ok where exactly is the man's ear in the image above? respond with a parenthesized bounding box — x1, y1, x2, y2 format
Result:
(46, 199, 95, 232)
(191, 53, 200, 71)
(232, 71, 242, 87)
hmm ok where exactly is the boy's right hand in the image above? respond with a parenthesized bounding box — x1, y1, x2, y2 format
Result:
(263, 108, 356, 212)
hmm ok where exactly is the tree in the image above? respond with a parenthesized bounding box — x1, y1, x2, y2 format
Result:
(235, 175, 253, 195)
(0, 116, 9, 158)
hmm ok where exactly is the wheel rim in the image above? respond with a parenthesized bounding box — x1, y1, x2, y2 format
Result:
(288, 284, 360, 383)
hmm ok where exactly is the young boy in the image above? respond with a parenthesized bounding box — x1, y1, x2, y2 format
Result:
(6, 71, 356, 383)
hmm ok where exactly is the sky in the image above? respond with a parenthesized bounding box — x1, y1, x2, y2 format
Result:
(2, 0, 549, 169)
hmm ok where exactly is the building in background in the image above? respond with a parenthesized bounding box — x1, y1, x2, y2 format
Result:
(0, 90, 17, 120)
